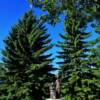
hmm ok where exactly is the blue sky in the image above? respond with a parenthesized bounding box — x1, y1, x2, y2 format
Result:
(0, 0, 64, 70)
(0, 0, 29, 58)
(0, 0, 98, 72)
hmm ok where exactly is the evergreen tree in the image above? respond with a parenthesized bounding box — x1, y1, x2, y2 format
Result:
(0, 11, 54, 100)
(28, 0, 100, 99)
(57, 17, 100, 99)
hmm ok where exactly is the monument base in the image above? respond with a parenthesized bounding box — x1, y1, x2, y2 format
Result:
(46, 99, 63, 100)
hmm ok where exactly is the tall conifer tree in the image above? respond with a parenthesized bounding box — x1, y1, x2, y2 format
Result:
(57, 15, 100, 100)
(28, 0, 100, 99)
(0, 11, 54, 100)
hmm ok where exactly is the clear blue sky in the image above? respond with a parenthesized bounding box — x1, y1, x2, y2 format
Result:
(0, 0, 98, 71)
(0, 0, 64, 71)
(0, 0, 29, 58)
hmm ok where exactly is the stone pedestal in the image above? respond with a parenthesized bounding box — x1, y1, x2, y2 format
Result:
(46, 99, 63, 100)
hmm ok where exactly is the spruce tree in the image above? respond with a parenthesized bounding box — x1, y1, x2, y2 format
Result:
(0, 11, 54, 100)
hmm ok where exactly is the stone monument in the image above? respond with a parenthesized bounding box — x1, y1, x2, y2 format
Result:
(55, 75, 61, 99)
(49, 82, 56, 99)
(46, 75, 62, 100)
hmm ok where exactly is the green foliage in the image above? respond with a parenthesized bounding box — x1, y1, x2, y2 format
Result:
(0, 0, 99, 99)
(0, 63, 6, 82)
(28, 0, 99, 25)
(57, 16, 100, 100)
(0, 11, 54, 100)
(28, 0, 100, 99)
